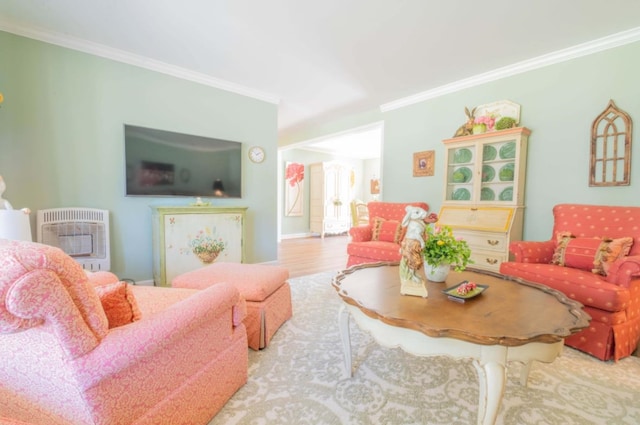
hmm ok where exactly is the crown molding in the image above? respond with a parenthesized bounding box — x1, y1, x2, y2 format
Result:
(380, 26, 640, 113)
(0, 20, 281, 105)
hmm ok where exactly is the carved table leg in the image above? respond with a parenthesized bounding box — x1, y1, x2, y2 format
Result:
(338, 304, 352, 378)
(519, 361, 533, 386)
(473, 346, 507, 425)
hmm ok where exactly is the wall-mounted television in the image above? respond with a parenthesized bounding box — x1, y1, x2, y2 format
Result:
(124, 124, 242, 198)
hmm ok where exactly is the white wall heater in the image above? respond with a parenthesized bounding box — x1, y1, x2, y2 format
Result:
(37, 208, 111, 271)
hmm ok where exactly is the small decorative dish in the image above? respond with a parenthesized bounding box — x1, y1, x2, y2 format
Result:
(443, 281, 488, 302)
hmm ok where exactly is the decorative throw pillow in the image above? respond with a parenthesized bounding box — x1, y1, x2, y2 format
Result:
(551, 232, 633, 276)
(597, 237, 634, 275)
(371, 217, 405, 243)
(551, 231, 574, 265)
(94, 281, 142, 328)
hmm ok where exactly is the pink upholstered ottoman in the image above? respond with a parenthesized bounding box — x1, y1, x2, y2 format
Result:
(172, 263, 292, 350)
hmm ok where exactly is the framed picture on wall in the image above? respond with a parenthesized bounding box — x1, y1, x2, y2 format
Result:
(413, 150, 435, 177)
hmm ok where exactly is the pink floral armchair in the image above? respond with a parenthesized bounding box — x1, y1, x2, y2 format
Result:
(0, 239, 248, 425)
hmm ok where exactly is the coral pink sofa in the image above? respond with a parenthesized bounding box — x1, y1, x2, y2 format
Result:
(500, 204, 640, 361)
(0, 239, 248, 425)
(346, 201, 431, 268)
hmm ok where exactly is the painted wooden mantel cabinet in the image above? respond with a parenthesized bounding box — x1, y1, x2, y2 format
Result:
(151, 206, 247, 286)
(437, 127, 531, 272)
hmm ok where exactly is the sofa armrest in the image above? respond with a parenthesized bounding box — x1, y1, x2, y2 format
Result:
(85, 271, 120, 286)
(508, 240, 555, 263)
(605, 255, 640, 288)
(349, 225, 373, 242)
(71, 282, 243, 390)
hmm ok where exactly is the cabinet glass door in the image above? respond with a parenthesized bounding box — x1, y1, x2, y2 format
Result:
(446, 145, 476, 202)
(479, 139, 516, 203)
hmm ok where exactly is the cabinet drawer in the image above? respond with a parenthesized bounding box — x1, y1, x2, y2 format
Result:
(469, 251, 506, 272)
(453, 230, 507, 253)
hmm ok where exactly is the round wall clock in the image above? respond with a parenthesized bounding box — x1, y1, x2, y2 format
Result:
(248, 146, 266, 163)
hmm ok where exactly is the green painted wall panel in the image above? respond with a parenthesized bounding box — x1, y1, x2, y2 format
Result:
(382, 41, 640, 241)
(0, 31, 278, 281)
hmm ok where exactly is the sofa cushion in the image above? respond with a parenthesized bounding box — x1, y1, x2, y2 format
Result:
(552, 233, 633, 276)
(347, 240, 403, 263)
(500, 262, 630, 312)
(371, 217, 404, 243)
(172, 263, 289, 302)
(94, 281, 141, 328)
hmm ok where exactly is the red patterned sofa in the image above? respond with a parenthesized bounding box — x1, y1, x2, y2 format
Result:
(346, 201, 431, 268)
(500, 204, 640, 361)
(0, 239, 248, 425)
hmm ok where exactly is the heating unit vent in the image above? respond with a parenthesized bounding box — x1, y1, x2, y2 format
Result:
(37, 208, 111, 271)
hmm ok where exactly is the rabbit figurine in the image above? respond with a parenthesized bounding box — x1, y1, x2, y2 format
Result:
(453, 106, 476, 137)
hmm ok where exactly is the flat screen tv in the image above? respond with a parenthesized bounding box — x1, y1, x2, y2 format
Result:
(124, 124, 242, 198)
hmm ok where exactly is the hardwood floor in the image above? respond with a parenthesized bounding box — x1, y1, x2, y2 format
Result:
(277, 235, 350, 278)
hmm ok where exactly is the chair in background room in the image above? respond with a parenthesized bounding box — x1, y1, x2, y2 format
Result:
(346, 201, 431, 268)
(350, 199, 369, 227)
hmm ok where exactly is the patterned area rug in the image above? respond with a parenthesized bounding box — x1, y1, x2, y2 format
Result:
(210, 271, 640, 425)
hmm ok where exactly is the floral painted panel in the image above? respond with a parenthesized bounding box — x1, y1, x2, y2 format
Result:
(163, 212, 243, 284)
(284, 162, 304, 217)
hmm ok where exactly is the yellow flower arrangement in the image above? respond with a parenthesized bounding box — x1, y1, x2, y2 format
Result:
(422, 225, 472, 272)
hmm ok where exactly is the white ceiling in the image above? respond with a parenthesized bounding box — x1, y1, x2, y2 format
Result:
(291, 125, 383, 160)
(1, 0, 640, 150)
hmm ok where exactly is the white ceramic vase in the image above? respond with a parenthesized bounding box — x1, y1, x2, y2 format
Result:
(424, 263, 450, 282)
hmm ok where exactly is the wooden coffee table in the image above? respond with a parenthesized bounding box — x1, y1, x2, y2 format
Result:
(332, 262, 590, 425)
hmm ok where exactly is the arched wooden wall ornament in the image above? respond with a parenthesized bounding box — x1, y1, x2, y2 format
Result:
(590, 100, 633, 186)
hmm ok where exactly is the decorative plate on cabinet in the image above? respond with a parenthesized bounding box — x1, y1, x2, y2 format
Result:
(452, 188, 471, 201)
(499, 187, 513, 201)
(483, 145, 497, 161)
(481, 165, 495, 182)
(475, 100, 521, 125)
(480, 187, 495, 201)
(499, 142, 516, 159)
(452, 167, 472, 183)
(499, 163, 515, 181)
(453, 148, 472, 164)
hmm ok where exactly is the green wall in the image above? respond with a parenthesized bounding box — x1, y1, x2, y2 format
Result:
(285, 41, 640, 242)
(0, 32, 278, 281)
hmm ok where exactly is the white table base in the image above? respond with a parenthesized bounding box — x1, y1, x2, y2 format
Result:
(338, 304, 564, 425)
